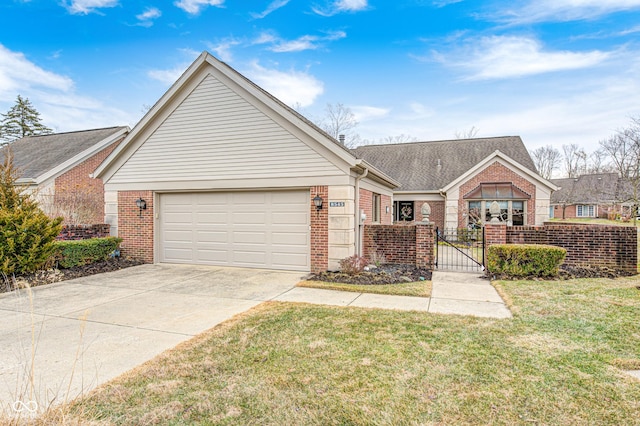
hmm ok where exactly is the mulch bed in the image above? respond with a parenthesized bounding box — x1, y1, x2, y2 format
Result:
(0, 257, 145, 293)
(489, 265, 636, 281)
(309, 264, 432, 285)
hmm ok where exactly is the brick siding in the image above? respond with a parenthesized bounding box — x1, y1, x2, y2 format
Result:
(53, 137, 124, 225)
(310, 186, 329, 273)
(118, 191, 153, 263)
(363, 223, 434, 268)
(57, 224, 110, 240)
(485, 223, 638, 273)
(457, 162, 536, 228)
(359, 189, 392, 225)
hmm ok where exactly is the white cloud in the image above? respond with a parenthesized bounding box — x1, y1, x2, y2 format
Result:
(0, 45, 74, 96)
(245, 62, 324, 107)
(351, 105, 390, 122)
(174, 0, 224, 15)
(251, 0, 291, 19)
(135, 7, 161, 27)
(63, 0, 118, 15)
(256, 30, 347, 53)
(0, 45, 129, 132)
(207, 38, 241, 62)
(493, 0, 640, 24)
(436, 36, 611, 80)
(147, 65, 189, 85)
(313, 0, 369, 16)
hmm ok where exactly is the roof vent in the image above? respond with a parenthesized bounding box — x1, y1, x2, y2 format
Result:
(437, 159, 442, 172)
(338, 134, 345, 145)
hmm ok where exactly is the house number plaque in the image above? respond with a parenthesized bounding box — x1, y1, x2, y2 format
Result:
(329, 201, 345, 207)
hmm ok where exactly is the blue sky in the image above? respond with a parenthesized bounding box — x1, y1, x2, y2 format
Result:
(1, 0, 639, 153)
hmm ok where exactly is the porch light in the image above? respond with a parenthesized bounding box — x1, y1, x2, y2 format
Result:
(313, 195, 323, 210)
(135, 197, 147, 217)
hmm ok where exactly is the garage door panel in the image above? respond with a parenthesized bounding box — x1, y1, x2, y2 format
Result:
(160, 191, 310, 271)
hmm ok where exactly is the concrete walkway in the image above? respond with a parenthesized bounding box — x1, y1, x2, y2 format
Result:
(275, 270, 512, 319)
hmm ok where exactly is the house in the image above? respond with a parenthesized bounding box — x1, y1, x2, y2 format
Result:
(354, 138, 558, 229)
(6, 126, 129, 225)
(94, 51, 556, 273)
(550, 173, 631, 219)
(93, 52, 398, 273)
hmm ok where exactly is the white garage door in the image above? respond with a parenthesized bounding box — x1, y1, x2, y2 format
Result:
(159, 191, 310, 271)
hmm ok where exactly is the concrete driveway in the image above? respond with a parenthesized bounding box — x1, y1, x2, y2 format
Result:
(0, 264, 303, 414)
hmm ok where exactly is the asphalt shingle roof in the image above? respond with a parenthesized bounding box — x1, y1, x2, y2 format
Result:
(4, 126, 127, 180)
(550, 173, 621, 204)
(353, 136, 537, 191)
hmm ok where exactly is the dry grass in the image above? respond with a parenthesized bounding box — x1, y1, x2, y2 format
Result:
(296, 279, 431, 297)
(12, 276, 640, 425)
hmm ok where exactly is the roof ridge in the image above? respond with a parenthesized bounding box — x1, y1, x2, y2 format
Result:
(23, 126, 126, 139)
(355, 136, 520, 149)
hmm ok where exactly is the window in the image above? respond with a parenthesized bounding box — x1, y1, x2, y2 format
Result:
(466, 200, 527, 227)
(577, 205, 596, 217)
(394, 201, 414, 221)
(372, 193, 381, 223)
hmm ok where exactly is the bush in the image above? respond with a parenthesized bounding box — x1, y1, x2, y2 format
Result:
(54, 237, 123, 269)
(0, 148, 63, 275)
(339, 254, 368, 275)
(486, 244, 566, 278)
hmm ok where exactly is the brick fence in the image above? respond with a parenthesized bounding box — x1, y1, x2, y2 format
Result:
(485, 223, 638, 273)
(57, 224, 111, 241)
(363, 223, 434, 268)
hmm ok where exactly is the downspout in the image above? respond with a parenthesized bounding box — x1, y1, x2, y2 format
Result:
(355, 167, 369, 256)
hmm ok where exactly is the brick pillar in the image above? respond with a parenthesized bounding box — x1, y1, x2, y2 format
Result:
(416, 223, 434, 268)
(118, 191, 154, 263)
(310, 186, 329, 273)
(484, 223, 506, 272)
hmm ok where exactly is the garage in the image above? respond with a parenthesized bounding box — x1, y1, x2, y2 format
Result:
(158, 190, 310, 271)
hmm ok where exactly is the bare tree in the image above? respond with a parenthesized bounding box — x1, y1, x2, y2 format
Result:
(319, 103, 359, 147)
(379, 134, 419, 144)
(599, 116, 640, 217)
(454, 126, 479, 139)
(586, 148, 614, 174)
(530, 145, 561, 179)
(562, 144, 588, 178)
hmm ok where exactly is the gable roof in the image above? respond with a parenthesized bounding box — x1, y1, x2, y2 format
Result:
(550, 173, 622, 204)
(94, 51, 397, 189)
(353, 136, 538, 191)
(5, 126, 128, 184)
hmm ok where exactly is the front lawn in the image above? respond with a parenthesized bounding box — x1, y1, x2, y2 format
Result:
(31, 276, 640, 425)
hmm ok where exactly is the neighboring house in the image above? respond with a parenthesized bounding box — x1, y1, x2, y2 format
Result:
(5, 127, 129, 225)
(550, 173, 630, 219)
(93, 51, 556, 273)
(354, 138, 558, 229)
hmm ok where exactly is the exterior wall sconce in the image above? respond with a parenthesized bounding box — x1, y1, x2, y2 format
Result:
(313, 195, 323, 210)
(135, 197, 147, 217)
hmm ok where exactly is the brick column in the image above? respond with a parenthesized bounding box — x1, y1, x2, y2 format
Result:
(416, 223, 434, 268)
(118, 191, 154, 263)
(310, 186, 329, 273)
(484, 223, 506, 272)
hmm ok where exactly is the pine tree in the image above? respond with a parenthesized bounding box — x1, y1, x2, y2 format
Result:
(0, 95, 53, 143)
(0, 147, 62, 274)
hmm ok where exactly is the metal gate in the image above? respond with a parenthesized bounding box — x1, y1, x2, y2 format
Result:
(435, 227, 485, 272)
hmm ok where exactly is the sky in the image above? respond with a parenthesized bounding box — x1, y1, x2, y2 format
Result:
(1, 0, 639, 154)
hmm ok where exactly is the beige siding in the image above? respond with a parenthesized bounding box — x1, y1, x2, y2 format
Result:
(110, 74, 343, 184)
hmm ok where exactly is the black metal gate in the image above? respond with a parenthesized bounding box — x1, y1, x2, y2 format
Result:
(435, 227, 485, 272)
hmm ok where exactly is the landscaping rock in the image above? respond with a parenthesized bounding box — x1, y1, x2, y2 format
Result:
(310, 264, 433, 285)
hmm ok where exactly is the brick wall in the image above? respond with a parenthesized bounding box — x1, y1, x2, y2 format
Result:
(359, 189, 392, 225)
(53, 137, 124, 225)
(57, 224, 110, 240)
(414, 200, 445, 229)
(118, 191, 153, 263)
(491, 223, 638, 273)
(311, 186, 329, 273)
(363, 223, 434, 268)
(457, 162, 536, 228)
